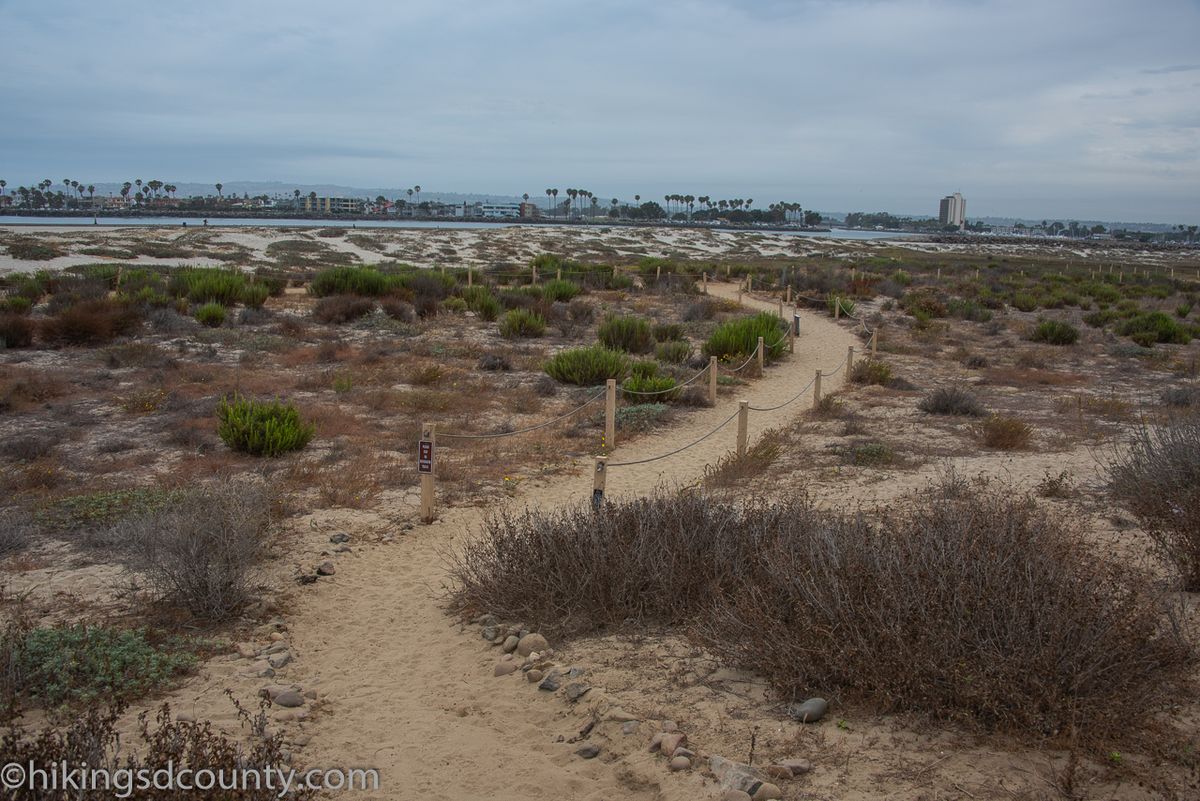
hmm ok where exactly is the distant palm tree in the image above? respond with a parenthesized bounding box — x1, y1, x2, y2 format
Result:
(523, 192, 529, 203)
(634, 194, 640, 207)
(407, 188, 414, 206)
(215, 183, 223, 198)
(590, 195, 599, 218)
(551, 188, 558, 217)
(414, 185, 421, 205)
(87, 184, 95, 200)
(545, 188, 552, 212)
(0, 179, 6, 196)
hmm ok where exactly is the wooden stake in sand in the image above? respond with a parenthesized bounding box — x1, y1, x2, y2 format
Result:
(557, 267, 562, 281)
(846, 346, 855, 376)
(592, 456, 607, 510)
(871, 328, 878, 358)
(785, 285, 791, 304)
(467, 268, 473, 288)
(812, 370, 822, 410)
(702, 272, 708, 294)
(708, 356, 718, 405)
(419, 422, 436, 523)
(757, 336, 765, 376)
(736, 400, 749, 458)
(605, 379, 617, 451)
(834, 298, 840, 319)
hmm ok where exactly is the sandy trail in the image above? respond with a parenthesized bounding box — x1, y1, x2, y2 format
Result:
(183, 282, 857, 800)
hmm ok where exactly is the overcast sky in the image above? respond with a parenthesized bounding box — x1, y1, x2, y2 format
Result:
(1, 0, 1198, 223)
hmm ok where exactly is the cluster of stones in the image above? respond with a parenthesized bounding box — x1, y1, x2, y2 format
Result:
(476, 613, 823, 797)
(226, 617, 319, 759)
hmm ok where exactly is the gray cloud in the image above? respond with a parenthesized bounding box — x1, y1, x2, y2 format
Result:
(0, 0, 1198, 222)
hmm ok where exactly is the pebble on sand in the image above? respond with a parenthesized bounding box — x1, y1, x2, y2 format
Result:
(669, 756, 691, 771)
(787, 697, 828, 723)
(576, 745, 601, 759)
(315, 561, 336, 576)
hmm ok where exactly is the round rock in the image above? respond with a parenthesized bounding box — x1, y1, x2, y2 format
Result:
(516, 633, 549, 657)
(273, 690, 305, 708)
(494, 661, 519, 677)
(669, 756, 691, 772)
(788, 697, 828, 723)
(752, 783, 783, 801)
(501, 635, 520, 653)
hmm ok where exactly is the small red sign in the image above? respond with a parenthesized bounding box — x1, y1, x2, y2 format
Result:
(418, 440, 434, 474)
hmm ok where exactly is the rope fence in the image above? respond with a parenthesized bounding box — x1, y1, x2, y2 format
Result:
(416, 275, 857, 521)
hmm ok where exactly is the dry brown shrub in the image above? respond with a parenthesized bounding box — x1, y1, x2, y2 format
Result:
(40, 299, 142, 346)
(450, 487, 1191, 741)
(976, 414, 1034, 449)
(703, 431, 782, 488)
(982, 366, 1085, 387)
(0, 367, 69, 412)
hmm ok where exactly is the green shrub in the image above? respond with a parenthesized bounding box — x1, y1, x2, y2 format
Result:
(851, 442, 894, 466)
(947, 298, 993, 323)
(240, 282, 270, 308)
(309, 266, 399, 297)
(623, 375, 679, 401)
(849, 359, 892, 386)
(460, 285, 502, 321)
(609, 273, 634, 290)
(1030, 320, 1079, 345)
(12, 625, 194, 706)
(169, 267, 247, 305)
(194, 302, 226, 327)
(656, 340, 692, 364)
(216, 394, 314, 456)
(544, 346, 629, 385)
(1084, 309, 1118, 328)
(1, 295, 32, 315)
(653, 323, 684, 342)
(1176, 303, 1193, 319)
(977, 415, 1033, 449)
(499, 308, 546, 338)
(1010, 293, 1039, 312)
(443, 297, 468, 312)
(541, 279, 581, 302)
(703, 312, 786, 362)
(1115, 311, 1192, 346)
(598, 314, 655, 353)
(827, 294, 856, 316)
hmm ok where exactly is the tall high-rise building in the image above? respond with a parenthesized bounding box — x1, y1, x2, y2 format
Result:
(938, 193, 966, 229)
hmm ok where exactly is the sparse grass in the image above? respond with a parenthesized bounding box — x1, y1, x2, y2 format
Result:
(622, 374, 679, 401)
(655, 339, 692, 364)
(919, 386, 986, 416)
(1107, 415, 1200, 589)
(976, 414, 1033, 449)
(704, 434, 782, 487)
(541, 279, 581, 302)
(308, 265, 400, 297)
(544, 346, 629, 385)
(614, 402, 671, 432)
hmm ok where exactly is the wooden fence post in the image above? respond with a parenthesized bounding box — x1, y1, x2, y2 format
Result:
(757, 336, 765, 376)
(708, 356, 718, 405)
(871, 328, 878, 358)
(788, 317, 795, 353)
(736, 400, 749, 458)
(846, 345, 855, 375)
(702, 272, 708, 294)
(834, 298, 840, 319)
(785, 285, 791, 304)
(656, 264, 661, 283)
(557, 267, 562, 281)
(467, 268, 473, 288)
(605, 378, 617, 451)
(592, 456, 608, 510)
(420, 422, 436, 523)
(812, 371, 822, 410)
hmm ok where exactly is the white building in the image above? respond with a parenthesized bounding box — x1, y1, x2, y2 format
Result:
(938, 193, 966, 229)
(474, 203, 522, 219)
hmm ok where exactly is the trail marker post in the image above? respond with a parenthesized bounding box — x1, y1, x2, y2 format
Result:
(592, 456, 608, 510)
(757, 336, 765, 376)
(708, 356, 718, 405)
(418, 423, 436, 523)
(467, 268, 473, 288)
(785, 285, 791, 304)
(605, 379, 617, 451)
(846, 346, 855, 375)
(736, 400, 749, 458)
(813, 370, 822, 410)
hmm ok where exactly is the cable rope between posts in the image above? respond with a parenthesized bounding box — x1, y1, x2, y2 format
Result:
(747, 374, 818, 413)
(438, 387, 606, 440)
(717, 350, 759, 375)
(822, 360, 846, 378)
(607, 408, 741, 468)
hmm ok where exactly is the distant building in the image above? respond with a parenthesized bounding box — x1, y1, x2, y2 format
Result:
(473, 202, 522, 219)
(938, 193, 966, 229)
(301, 196, 364, 214)
(519, 202, 540, 219)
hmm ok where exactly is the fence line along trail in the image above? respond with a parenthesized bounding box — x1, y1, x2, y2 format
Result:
(158, 278, 861, 801)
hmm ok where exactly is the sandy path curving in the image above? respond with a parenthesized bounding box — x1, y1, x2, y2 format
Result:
(165, 282, 859, 800)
